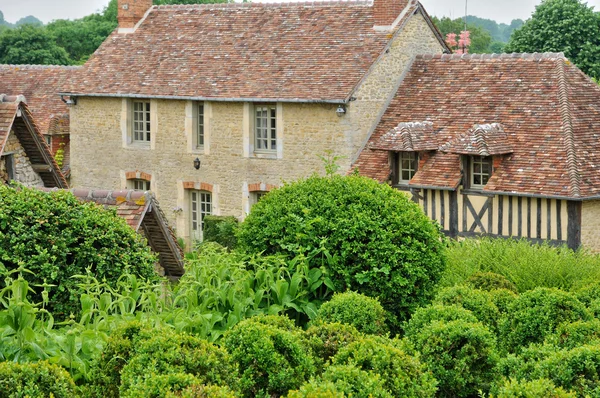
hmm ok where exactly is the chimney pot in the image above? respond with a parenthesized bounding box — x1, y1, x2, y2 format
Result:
(118, 0, 152, 31)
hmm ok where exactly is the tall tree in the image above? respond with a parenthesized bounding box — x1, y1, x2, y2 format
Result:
(0, 25, 70, 65)
(432, 16, 492, 54)
(505, 0, 600, 78)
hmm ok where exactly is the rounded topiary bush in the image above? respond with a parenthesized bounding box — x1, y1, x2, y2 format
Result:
(120, 333, 238, 398)
(332, 336, 437, 397)
(467, 272, 518, 293)
(488, 288, 519, 314)
(244, 314, 299, 332)
(0, 361, 76, 398)
(313, 291, 387, 335)
(170, 384, 238, 398)
(499, 288, 591, 352)
(403, 304, 478, 337)
(548, 319, 600, 349)
(305, 322, 361, 371)
(407, 320, 498, 397)
(286, 381, 344, 398)
(319, 364, 392, 398)
(0, 185, 157, 317)
(223, 318, 315, 397)
(433, 285, 501, 333)
(237, 175, 446, 330)
(491, 378, 576, 398)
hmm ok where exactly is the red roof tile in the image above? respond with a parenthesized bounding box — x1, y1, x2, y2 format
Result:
(0, 65, 79, 134)
(63, 1, 430, 102)
(440, 123, 513, 156)
(354, 53, 600, 199)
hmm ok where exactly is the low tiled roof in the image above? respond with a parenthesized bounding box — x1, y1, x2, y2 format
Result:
(354, 53, 600, 199)
(0, 95, 68, 188)
(48, 114, 70, 135)
(370, 121, 438, 151)
(0, 65, 79, 134)
(63, 1, 441, 102)
(64, 189, 185, 278)
(440, 123, 513, 156)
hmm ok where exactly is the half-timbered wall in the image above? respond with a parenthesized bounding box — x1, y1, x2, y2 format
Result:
(410, 188, 580, 249)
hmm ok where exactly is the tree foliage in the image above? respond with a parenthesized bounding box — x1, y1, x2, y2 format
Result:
(432, 16, 493, 53)
(0, 25, 70, 65)
(505, 0, 600, 78)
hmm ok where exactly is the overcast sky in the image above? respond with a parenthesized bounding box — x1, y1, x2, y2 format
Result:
(2, 0, 600, 24)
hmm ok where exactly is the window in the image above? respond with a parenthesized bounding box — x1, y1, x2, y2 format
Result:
(398, 152, 418, 183)
(196, 103, 205, 149)
(132, 101, 151, 142)
(45, 135, 52, 147)
(254, 104, 277, 152)
(470, 156, 492, 188)
(130, 179, 150, 191)
(190, 190, 212, 241)
(251, 191, 268, 206)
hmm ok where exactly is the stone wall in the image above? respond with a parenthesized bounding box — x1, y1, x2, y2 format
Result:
(581, 201, 600, 252)
(1, 132, 44, 187)
(70, 10, 444, 244)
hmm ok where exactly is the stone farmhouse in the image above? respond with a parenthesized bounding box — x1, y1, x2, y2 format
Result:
(0, 95, 67, 188)
(59, 0, 448, 244)
(354, 53, 600, 251)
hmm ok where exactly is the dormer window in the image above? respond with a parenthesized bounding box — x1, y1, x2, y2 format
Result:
(470, 155, 492, 188)
(398, 152, 418, 183)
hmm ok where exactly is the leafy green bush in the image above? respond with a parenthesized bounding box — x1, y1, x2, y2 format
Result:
(223, 318, 315, 397)
(237, 175, 446, 331)
(407, 320, 498, 397)
(0, 361, 76, 398)
(203, 215, 238, 250)
(403, 304, 478, 337)
(286, 381, 344, 398)
(120, 332, 238, 398)
(318, 364, 392, 398)
(491, 378, 576, 398)
(332, 336, 437, 397)
(305, 322, 361, 371)
(313, 291, 387, 335)
(170, 384, 238, 398)
(0, 185, 157, 317)
(433, 286, 500, 333)
(488, 288, 519, 315)
(548, 319, 600, 349)
(499, 288, 590, 352)
(497, 344, 559, 382)
(441, 238, 600, 292)
(467, 271, 517, 293)
(244, 314, 299, 332)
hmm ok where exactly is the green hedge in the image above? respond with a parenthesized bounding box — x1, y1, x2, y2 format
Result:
(0, 361, 76, 398)
(203, 215, 238, 250)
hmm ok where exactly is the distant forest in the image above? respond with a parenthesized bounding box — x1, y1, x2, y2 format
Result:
(0, 3, 524, 65)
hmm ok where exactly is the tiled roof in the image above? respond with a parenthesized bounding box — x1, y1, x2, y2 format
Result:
(0, 95, 68, 188)
(63, 189, 185, 277)
(439, 123, 513, 156)
(0, 65, 79, 134)
(48, 114, 70, 135)
(370, 121, 438, 151)
(63, 1, 431, 102)
(354, 53, 600, 199)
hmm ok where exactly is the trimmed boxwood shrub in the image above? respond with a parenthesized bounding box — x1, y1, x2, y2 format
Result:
(408, 320, 498, 397)
(237, 175, 446, 331)
(286, 381, 344, 398)
(332, 337, 437, 397)
(203, 215, 238, 250)
(497, 344, 559, 382)
(0, 361, 76, 398)
(548, 319, 600, 349)
(403, 304, 478, 337)
(245, 314, 299, 332)
(122, 373, 201, 398)
(120, 333, 238, 397)
(313, 291, 387, 335)
(488, 288, 518, 314)
(305, 322, 361, 371)
(223, 318, 315, 397)
(169, 384, 238, 398)
(0, 185, 157, 317)
(492, 378, 576, 398)
(319, 364, 392, 398)
(499, 288, 591, 352)
(433, 286, 501, 333)
(467, 271, 518, 293)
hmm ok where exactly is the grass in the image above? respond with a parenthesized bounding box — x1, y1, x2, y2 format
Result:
(440, 238, 600, 292)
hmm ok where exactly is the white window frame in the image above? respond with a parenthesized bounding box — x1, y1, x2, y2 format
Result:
(132, 100, 151, 143)
(470, 155, 492, 188)
(190, 190, 212, 242)
(195, 102, 205, 150)
(398, 152, 418, 183)
(130, 179, 151, 191)
(254, 104, 277, 153)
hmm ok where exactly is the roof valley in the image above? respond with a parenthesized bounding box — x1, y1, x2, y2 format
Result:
(556, 58, 581, 198)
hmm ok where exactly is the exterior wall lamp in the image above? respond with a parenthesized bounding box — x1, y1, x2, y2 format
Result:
(193, 157, 201, 170)
(336, 104, 346, 117)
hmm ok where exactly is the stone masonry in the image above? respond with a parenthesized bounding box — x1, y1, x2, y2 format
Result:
(2, 132, 44, 187)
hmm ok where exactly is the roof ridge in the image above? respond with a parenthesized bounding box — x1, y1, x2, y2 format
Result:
(0, 64, 82, 70)
(416, 52, 566, 61)
(556, 57, 581, 198)
(153, 0, 371, 10)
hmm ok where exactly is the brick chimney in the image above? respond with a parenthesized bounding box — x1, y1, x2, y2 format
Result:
(118, 0, 153, 30)
(373, 0, 410, 27)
